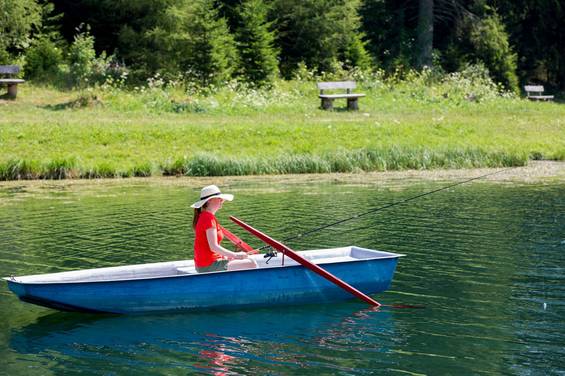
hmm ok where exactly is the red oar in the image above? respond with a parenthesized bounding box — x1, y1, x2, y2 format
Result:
(229, 216, 381, 307)
(220, 225, 257, 254)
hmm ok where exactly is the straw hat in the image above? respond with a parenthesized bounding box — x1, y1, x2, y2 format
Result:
(191, 185, 234, 209)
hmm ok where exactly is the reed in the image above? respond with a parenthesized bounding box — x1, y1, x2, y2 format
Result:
(79, 163, 120, 179)
(130, 163, 154, 177)
(160, 148, 527, 177)
(0, 159, 41, 180)
(41, 158, 79, 179)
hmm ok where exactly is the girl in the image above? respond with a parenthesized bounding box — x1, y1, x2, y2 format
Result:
(192, 185, 257, 273)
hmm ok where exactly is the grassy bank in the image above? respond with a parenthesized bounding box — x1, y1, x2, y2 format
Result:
(1, 75, 564, 180)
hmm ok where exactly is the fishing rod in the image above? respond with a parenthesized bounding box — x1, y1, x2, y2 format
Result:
(257, 168, 511, 251)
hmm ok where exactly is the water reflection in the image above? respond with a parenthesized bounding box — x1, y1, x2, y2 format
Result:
(1, 179, 564, 374)
(11, 305, 395, 374)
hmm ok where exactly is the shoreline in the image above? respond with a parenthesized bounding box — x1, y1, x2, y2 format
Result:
(0, 161, 563, 191)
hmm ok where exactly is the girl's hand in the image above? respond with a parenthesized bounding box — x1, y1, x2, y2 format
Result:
(233, 252, 248, 260)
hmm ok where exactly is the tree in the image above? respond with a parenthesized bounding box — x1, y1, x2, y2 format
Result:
(0, 0, 41, 63)
(273, 0, 370, 76)
(416, 0, 434, 68)
(235, 0, 279, 85)
(20, 2, 66, 81)
(490, 0, 565, 90)
(469, 12, 518, 92)
(438, 2, 519, 92)
(113, 0, 182, 78)
(60, 0, 239, 83)
(360, 0, 414, 70)
(178, 0, 239, 86)
(361, 0, 471, 71)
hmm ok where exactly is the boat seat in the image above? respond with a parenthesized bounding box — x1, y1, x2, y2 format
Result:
(176, 266, 198, 274)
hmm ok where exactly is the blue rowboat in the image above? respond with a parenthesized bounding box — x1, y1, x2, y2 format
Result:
(4, 246, 403, 314)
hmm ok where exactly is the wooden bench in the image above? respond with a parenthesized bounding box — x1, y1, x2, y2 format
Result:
(317, 81, 365, 110)
(524, 85, 554, 101)
(0, 65, 25, 99)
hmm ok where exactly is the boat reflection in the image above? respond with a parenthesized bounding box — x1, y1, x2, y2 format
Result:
(11, 304, 396, 373)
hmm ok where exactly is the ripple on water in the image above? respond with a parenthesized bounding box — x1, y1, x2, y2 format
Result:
(0, 181, 564, 374)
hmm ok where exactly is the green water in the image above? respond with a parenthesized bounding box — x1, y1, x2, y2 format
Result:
(0, 178, 564, 375)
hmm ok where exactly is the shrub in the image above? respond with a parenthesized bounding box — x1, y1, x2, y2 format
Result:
(439, 63, 505, 102)
(91, 52, 129, 85)
(69, 28, 96, 86)
(24, 37, 64, 81)
(385, 64, 507, 105)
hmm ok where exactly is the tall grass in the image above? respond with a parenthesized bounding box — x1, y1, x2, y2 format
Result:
(0, 148, 527, 181)
(0, 159, 40, 180)
(163, 148, 527, 177)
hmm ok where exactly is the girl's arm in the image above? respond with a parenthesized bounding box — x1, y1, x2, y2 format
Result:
(206, 227, 248, 260)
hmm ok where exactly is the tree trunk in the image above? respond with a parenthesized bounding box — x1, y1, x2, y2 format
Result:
(416, 0, 434, 69)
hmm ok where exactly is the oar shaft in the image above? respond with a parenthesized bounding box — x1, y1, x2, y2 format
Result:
(230, 216, 381, 307)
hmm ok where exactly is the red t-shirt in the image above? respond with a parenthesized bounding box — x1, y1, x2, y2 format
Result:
(194, 211, 224, 268)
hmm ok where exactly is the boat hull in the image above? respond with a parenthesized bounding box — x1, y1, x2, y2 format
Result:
(5, 248, 401, 314)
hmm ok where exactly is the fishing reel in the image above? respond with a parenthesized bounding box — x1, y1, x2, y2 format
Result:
(263, 247, 278, 264)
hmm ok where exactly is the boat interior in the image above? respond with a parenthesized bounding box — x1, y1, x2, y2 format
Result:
(5, 247, 402, 284)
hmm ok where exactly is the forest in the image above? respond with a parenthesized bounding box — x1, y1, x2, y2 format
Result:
(1, 0, 563, 93)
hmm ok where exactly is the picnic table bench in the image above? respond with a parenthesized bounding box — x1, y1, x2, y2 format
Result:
(0, 65, 25, 99)
(524, 85, 554, 101)
(317, 81, 365, 110)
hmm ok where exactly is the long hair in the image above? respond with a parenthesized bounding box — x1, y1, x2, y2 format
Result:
(192, 202, 208, 230)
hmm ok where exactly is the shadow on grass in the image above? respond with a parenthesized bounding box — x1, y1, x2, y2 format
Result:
(526, 98, 565, 104)
(41, 94, 103, 111)
(319, 107, 362, 112)
(0, 93, 16, 101)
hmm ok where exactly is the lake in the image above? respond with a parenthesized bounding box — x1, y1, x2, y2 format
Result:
(0, 176, 564, 375)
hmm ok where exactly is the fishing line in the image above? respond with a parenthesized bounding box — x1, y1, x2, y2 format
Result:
(257, 168, 511, 250)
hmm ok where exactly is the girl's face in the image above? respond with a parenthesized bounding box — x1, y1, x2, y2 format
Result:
(207, 197, 224, 212)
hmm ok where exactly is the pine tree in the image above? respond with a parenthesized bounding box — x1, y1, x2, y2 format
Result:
(360, 0, 414, 71)
(337, 0, 372, 70)
(180, 0, 239, 86)
(86, 0, 238, 82)
(113, 0, 189, 79)
(273, 0, 370, 76)
(236, 0, 279, 85)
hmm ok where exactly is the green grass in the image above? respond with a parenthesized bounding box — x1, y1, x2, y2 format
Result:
(0, 77, 564, 180)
